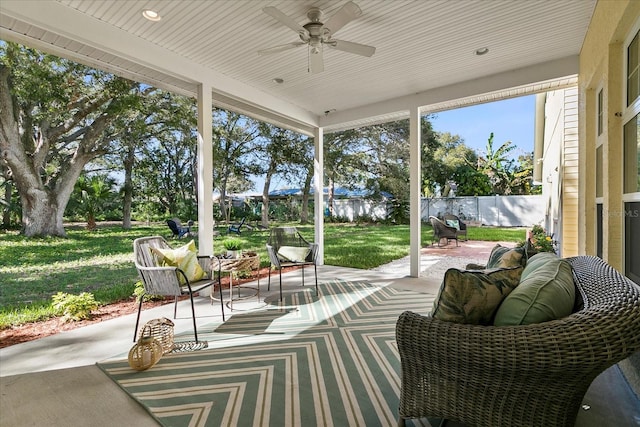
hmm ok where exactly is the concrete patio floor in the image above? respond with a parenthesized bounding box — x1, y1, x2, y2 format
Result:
(1, 243, 639, 426)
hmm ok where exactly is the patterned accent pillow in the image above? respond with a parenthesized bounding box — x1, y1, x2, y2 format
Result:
(487, 244, 527, 269)
(432, 266, 524, 325)
(151, 240, 205, 284)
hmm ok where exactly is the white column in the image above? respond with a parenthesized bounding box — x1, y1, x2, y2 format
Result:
(314, 127, 324, 265)
(409, 107, 422, 277)
(197, 83, 214, 255)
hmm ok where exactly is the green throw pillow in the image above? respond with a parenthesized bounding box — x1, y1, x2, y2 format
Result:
(432, 266, 524, 325)
(445, 219, 460, 230)
(151, 240, 205, 284)
(493, 252, 575, 326)
(278, 246, 311, 262)
(486, 244, 527, 269)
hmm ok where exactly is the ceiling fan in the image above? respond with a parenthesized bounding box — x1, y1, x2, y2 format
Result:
(258, 1, 376, 73)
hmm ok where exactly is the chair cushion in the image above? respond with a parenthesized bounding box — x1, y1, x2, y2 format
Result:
(151, 240, 205, 284)
(431, 266, 523, 325)
(277, 246, 311, 262)
(493, 252, 575, 326)
(445, 219, 460, 230)
(486, 244, 527, 269)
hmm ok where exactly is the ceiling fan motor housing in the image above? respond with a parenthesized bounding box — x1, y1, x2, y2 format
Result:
(259, 2, 375, 72)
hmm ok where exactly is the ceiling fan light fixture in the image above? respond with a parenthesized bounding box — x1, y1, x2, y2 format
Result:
(475, 47, 489, 56)
(142, 9, 161, 22)
(260, 1, 375, 73)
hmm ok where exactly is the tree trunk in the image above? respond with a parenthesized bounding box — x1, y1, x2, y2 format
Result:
(261, 161, 277, 227)
(300, 168, 313, 224)
(86, 213, 97, 231)
(328, 177, 335, 217)
(122, 143, 135, 229)
(261, 175, 271, 227)
(20, 188, 65, 237)
(1, 162, 12, 228)
(2, 179, 11, 228)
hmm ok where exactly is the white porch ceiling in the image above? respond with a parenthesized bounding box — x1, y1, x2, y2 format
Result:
(0, 0, 595, 135)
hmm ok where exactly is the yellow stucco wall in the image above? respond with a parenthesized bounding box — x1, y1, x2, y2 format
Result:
(578, 0, 640, 270)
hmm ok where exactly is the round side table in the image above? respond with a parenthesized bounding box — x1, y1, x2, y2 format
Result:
(211, 253, 261, 310)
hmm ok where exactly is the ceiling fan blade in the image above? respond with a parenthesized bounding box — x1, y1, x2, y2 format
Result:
(323, 1, 362, 35)
(258, 42, 306, 55)
(309, 48, 324, 74)
(329, 39, 376, 57)
(263, 6, 308, 36)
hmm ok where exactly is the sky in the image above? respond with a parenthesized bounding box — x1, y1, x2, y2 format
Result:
(256, 95, 536, 192)
(429, 95, 535, 160)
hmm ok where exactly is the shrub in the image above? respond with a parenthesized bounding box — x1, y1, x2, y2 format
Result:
(527, 224, 556, 254)
(51, 292, 99, 322)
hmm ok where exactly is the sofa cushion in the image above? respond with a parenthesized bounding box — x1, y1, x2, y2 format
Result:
(432, 266, 523, 325)
(151, 240, 205, 284)
(278, 246, 311, 262)
(486, 244, 527, 269)
(493, 252, 575, 326)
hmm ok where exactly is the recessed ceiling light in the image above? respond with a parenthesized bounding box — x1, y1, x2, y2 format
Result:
(142, 9, 161, 22)
(475, 47, 489, 56)
(272, 78, 284, 84)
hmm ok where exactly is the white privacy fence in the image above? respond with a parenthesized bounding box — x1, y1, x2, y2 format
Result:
(421, 195, 546, 227)
(331, 195, 546, 227)
(331, 198, 389, 221)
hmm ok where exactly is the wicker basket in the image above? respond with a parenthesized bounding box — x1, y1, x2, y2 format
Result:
(212, 252, 260, 272)
(138, 318, 174, 354)
(128, 325, 163, 371)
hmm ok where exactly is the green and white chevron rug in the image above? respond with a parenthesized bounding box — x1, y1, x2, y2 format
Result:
(98, 280, 437, 427)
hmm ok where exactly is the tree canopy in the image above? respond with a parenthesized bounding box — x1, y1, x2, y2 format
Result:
(1, 41, 540, 235)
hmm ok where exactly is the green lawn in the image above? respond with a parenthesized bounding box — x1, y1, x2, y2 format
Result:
(0, 222, 525, 327)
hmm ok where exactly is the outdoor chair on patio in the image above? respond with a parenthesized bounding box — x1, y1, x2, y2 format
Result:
(443, 213, 467, 241)
(266, 227, 319, 301)
(132, 236, 225, 343)
(429, 216, 459, 247)
(167, 218, 193, 238)
(227, 217, 246, 234)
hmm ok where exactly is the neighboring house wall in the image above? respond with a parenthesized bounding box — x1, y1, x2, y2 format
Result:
(579, 0, 640, 273)
(540, 87, 579, 258)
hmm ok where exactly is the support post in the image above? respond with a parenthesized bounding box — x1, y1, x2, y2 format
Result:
(197, 83, 214, 255)
(314, 127, 324, 265)
(409, 107, 422, 277)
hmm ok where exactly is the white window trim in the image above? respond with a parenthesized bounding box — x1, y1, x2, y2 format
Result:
(622, 20, 640, 123)
(622, 20, 640, 279)
(623, 19, 640, 202)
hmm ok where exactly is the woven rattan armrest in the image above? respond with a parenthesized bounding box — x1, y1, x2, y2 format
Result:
(396, 310, 625, 375)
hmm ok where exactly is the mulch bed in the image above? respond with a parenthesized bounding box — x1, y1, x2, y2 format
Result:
(0, 265, 296, 349)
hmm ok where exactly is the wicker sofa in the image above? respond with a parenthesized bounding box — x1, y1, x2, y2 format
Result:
(396, 255, 640, 427)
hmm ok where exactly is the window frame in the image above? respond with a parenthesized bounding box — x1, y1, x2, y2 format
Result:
(622, 21, 640, 202)
(622, 21, 640, 283)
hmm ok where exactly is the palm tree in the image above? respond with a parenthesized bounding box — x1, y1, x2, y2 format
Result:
(477, 132, 516, 194)
(76, 175, 114, 230)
